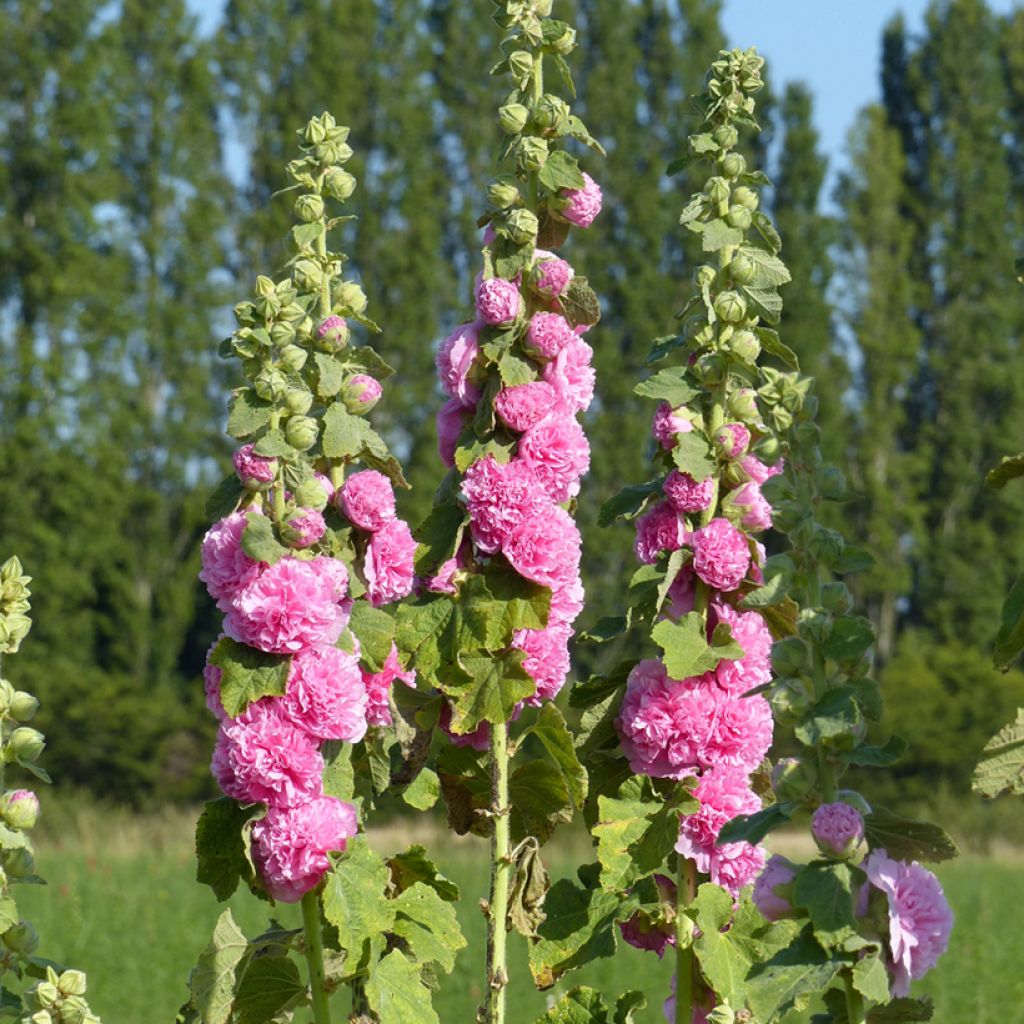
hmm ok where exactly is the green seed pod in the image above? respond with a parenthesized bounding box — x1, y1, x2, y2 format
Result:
(294, 193, 324, 223)
(721, 152, 747, 178)
(61, 997, 92, 1024)
(728, 254, 756, 286)
(3, 920, 39, 955)
(10, 727, 45, 763)
(515, 135, 549, 173)
(284, 388, 314, 416)
(727, 386, 760, 424)
(487, 175, 521, 209)
(755, 434, 781, 462)
(506, 208, 539, 245)
(808, 525, 845, 566)
(233, 301, 257, 326)
(714, 290, 747, 323)
(253, 367, 289, 403)
(497, 103, 529, 135)
(285, 416, 319, 451)
(279, 345, 308, 373)
(269, 320, 297, 348)
(533, 94, 569, 130)
(797, 608, 831, 646)
(772, 757, 818, 804)
(254, 275, 277, 298)
(713, 124, 739, 149)
(726, 205, 753, 230)
(313, 139, 353, 165)
(508, 50, 534, 85)
(733, 185, 759, 211)
(27, 1010, 54, 1024)
(335, 281, 368, 315)
(323, 167, 357, 202)
(294, 478, 329, 511)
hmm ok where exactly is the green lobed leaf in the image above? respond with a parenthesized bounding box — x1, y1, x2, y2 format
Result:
(444, 648, 534, 732)
(205, 474, 245, 521)
(633, 367, 699, 407)
(365, 950, 440, 1024)
(755, 326, 800, 370)
(210, 638, 290, 718)
(745, 930, 841, 1022)
(792, 861, 859, 947)
(985, 452, 1024, 489)
(863, 807, 959, 863)
(866, 997, 935, 1022)
(651, 613, 744, 680)
(845, 735, 908, 768)
(699, 219, 745, 251)
(413, 501, 467, 579)
(538, 150, 586, 192)
(436, 743, 490, 837)
(188, 910, 248, 1024)
(973, 708, 1024, 797)
(527, 703, 587, 810)
(739, 244, 792, 288)
(0, 896, 18, 933)
(852, 953, 892, 1005)
(741, 284, 783, 324)
(717, 802, 795, 846)
(320, 403, 364, 460)
(401, 767, 440, 811)
(671, 431, 716, 482)
(598, 480, 662, 527)
(346, 344, 395, 381)
(387, 845, 460, 902)
(313, 352, 346, 398)
(646, 334, 686, 365)
(614, 992, 647, 1024)
(391, 882, 467, 973)
(751, 209, 783, 252)
(240, 514, 288, 565)
(535, 987, 609, 1023)
(993, 576, 1024, 670)
(794, 686, 860, 747)
(232, 954, 306, 1024)
(347, 601, 397, 672)
(559, 276, 601, 328)
(824, 616, 875, 663)
(252, 429, 294, 459)
(498, 351, 537, 386)
(577, 615, 628, 644)
(194, 798, 261, 901)
(510, 758, 573, 845)
(227, 390, 274, 439)
(322, 837, 395, 969)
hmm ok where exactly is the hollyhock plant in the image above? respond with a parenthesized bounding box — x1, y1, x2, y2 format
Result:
(560, 171, 603, 228)
(531, 251, 574, 298)
(652, 402, 693, 450)
(494, 380, 560, 433)
(525, 310, 575, 359)
(752, 855, 798, 922)
(184, 113, 451, 1024)
(664, 469, 716, 515)
(475, 276, 521, 325)
(634, 501, 686, 564)
(691, 518, 751, 592)
(518, 415, 591, 502)
(811, 801, 865, 858)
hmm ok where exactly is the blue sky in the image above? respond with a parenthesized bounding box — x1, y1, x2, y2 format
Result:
(189, 0, 1022, 193)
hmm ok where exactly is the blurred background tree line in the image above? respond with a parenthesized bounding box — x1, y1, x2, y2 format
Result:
(2, 0, 1023, 826)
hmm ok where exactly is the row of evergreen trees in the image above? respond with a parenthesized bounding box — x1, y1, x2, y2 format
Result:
(2, 0, 1022, 807)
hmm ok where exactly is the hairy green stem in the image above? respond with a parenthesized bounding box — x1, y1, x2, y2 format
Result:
(268, 410, 286, 522)
(483, 720, 511, 1024)
(674, 856, 698, 1024)
(301, 890, 332, 1024)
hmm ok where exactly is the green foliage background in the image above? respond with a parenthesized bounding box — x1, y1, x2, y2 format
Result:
(1, 0, 1022, 821)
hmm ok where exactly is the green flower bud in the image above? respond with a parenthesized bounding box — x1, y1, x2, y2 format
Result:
(292, 259, 323, 293)
(255, 275, 277, 299)
(728, 254, 756, 286)
(487, 175, 521, 209)
(284, 416, 319, 451)
(3, 920, 39, 955)
(693, 265, 716, 290)
(61, 997, 92, 1024)
(733, 185, 759, 211)
(771, 677, 814, 727)
(771, 499, 808, 534)
(279, 345, 308, 373)
(313, 139, 353, 165)
(233, 301, 257, 326)
(515, 135, 548, 173)
(727, 386, 761, 424)
(285, 389, 314, 416)
(721, 152, 747, 178)
(703, 176, 731, 206)
(532, 94, 569, 130)
(772, 757, 818, 804)
(294, 478, 329, 511)
(693, 352, 726, 385)
(335, 281, 368, 314)
(770, 404, 794, 432)
(547, 25, 577, 55)
(798, 394, 819, 421)
(808, 525, 844, 566)
(714, 290, 747, 323)
(0, 789, 40, 830)
(323, 167, 357, 201)
(341, 374, 383, 414)
(304, 116, 328, 144)
(9, 727, 44, 763)
(316, 315, 350, 352)
(505, 208, 539, 245)
(508, 50, 534, 85)
(707, 1005, 736, 1024)
(726, 205, 752, 230)
(498, 103, 530, 135)
(28, 1011, 53, 1024)
(270, 320, 298, 348)
(294, 193, 324, 223)
(821, 581, 854, 615)
(0, 679, 14, 713)
(57, 971, 88, 999)
(728, 329, 761, 363)
(797, 608, 831, 646)
(1, 846, 35, 878)
(836, 788, 873, 816)
(254, 367, 289, 403)
(713, 124, 739, 149)
(755, 434, 781, 462)
(818, 466, 847, 501)
(772, 638, 808, 677)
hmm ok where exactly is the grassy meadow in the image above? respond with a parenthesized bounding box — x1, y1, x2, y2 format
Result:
(15, 799, 1024, 1024)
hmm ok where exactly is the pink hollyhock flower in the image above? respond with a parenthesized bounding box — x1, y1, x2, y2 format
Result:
(204, 639, 227, 721)
(462, 456, 547, 554)
(664, 567, 697, 621)
(619, 912, 675, 958)
(711, 600, 772, 695)
(542, 337, 595, 413)
(251, 795, 358, 902)
(281, 646, 368, 742)
(425, 556, 460, 594)
(532, 251, 574, 299)
(225, 557, 349, 655)
(691, 518, 751, 591)
(503, 504, 582, 588)
(750, 540, 767, 584)
(731, 481, 773, 532)
(715, 422, 751, 458)
(549, 575, 585, 627)
(361, 642, 416, 728)
(200, 511, 263, 610)
(525, 311, 575, 359)
(561, 172, 603, 228)
(282, 508, 327, 549)
(675, 765, 761, 871)
(494, 380, 560, 433)
(437, 398, 469, 468)
(317, 315, 348, 346)
(513, 623, 571, 704)
(709, 840, 766, 897)
(365, 518, 416, 607)
(753, 855, 798, 921)
(436, 322, 482, 407)
(634, 501, 686, 565)
(339, 470, 397, 532)
(652, 402, 693, 450)
(438, 700, 491, 751)
(518, 415, 591, 502)
(475, 277, 521, 325)
(664, 469, 715, 514)
(864, 850, 953, 997)
(812, 802, 865, 858)
(313, 472, 336, 503)
(741, 454, 784, 485)
(212, 699, 324, 808)
(345, 373, 382, 412)
(233, 443, 277, 490)
(701, 691, 774, 773)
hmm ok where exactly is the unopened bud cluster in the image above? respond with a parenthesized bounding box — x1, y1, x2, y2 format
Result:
(21, 967, 99, 1024)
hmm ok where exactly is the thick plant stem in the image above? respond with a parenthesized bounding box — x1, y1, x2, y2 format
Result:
(844, 971, 867, 1024)
(301, 890, 332, 1024)
(675, 856, 698, 1024)
(483, 720, 511, 1024)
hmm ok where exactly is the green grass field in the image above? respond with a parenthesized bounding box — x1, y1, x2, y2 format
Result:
(14, 804, 1024, 1023)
